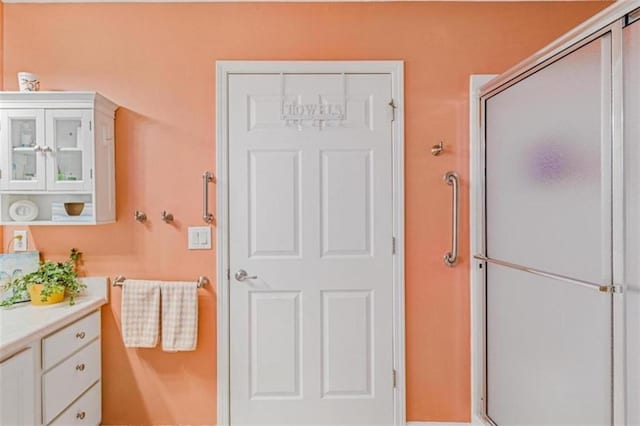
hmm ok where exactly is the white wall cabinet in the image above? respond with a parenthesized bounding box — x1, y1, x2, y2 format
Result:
(0, 348, 36, 425)
(0, 92, 118, 225)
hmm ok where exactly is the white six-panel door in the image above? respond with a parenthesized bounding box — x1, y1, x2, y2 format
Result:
(228, 73, 395, 425)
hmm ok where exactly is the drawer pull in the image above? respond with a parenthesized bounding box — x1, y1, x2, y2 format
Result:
(75, 363, 86, 372)
(76, 331, 86, 339)
(76, 411, 86, 420)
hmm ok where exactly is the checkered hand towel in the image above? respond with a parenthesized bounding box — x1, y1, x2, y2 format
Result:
(121, 280, 161, 348)
(160, 281, 199, 352)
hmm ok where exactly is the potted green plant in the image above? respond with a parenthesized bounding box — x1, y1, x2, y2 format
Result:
(1, 248, 86, 306)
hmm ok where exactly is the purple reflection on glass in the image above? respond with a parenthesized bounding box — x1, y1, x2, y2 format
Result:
(527, 143, 572, 183)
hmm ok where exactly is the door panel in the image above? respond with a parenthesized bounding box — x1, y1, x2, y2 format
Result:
(485, 36, 611, 284)
(321, 290, 373, 398)
(249, 291, 301, 399)
(486, 265, 611, 425)
(248, 150, 301, 258)
(0, 349, 35, 426)
(229, 73, 394, 425)
(321, 149, 373, 257)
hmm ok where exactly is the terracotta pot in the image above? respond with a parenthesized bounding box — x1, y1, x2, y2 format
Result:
(64, 202, 85, 216)
(28, 284, 65, 305)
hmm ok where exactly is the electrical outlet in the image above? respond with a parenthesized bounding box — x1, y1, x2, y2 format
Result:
(13, 230, 28, 252)
(188, 226, 212, 250)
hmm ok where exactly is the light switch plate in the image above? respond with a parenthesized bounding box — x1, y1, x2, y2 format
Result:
(188, 226, 212, 250)
(13, 230, 28, 252)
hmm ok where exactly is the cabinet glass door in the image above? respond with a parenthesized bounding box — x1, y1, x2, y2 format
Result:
(45, 110, 92, 191)
(0, 109, 46, 190)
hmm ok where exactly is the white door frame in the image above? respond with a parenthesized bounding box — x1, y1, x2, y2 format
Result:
(215, 60, 406, 426)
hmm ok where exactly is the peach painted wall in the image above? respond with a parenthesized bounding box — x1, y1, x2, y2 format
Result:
(1, 2, 609, 424)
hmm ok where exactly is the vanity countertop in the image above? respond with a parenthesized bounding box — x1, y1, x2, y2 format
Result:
(0, 277, 108, 360)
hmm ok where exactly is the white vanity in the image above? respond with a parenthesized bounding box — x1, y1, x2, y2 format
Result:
(0, 278, 108, 425)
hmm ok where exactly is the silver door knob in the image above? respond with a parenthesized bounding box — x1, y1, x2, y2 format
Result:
(235, 269, 257, 282)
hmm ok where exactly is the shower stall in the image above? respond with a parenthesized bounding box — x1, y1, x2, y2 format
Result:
(474, 2, 640, 424)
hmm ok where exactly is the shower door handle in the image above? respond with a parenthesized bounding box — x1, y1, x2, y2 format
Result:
(444, 171, 459, 267)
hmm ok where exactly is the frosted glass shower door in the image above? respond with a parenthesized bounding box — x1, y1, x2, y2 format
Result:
(484, 34, 613, 425)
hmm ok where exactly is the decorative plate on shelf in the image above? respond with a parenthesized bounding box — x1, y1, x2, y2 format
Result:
(8, 200, 39, 222)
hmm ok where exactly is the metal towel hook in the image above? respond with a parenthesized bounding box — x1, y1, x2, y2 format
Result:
(134, 211, 147, 223)
(431, 141, 444, 156)
(161, 211, 174, 224)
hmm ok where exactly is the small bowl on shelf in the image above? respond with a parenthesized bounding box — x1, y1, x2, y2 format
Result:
(64, 202, 85, 216)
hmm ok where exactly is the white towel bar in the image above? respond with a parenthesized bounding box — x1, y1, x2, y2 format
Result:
(111, 275, 209, 288)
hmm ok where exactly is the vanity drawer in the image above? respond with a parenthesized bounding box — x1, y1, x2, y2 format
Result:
(43, 339, 101, 424)
(43, 311, 100, 370)
(49, 381, 101, 426)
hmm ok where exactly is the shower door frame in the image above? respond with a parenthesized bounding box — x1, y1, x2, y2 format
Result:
(470, 2, 640, 424)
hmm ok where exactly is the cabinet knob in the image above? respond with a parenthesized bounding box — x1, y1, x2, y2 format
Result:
(76, 411, 86, 420)
(42, 146, 53, 153)
(75, 363, 85, 372)
(33, 145, 43, 152)
(75, 331, 86, 339)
